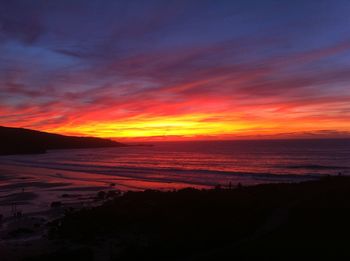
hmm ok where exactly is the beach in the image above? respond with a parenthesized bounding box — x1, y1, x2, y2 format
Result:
(1, 140, 349, 215)
(0, 140, 350, 259)
(1, 175, 350, 260)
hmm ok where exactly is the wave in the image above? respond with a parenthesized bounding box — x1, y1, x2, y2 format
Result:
(284, 165, 349, 170)
(3, 158, 322, 187)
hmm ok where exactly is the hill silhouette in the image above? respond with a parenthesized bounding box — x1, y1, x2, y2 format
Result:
(34, 176, 350, 260)
(0, 126, 125, 155)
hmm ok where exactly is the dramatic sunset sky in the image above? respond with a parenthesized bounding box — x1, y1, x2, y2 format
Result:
(1, 0, 350, 140)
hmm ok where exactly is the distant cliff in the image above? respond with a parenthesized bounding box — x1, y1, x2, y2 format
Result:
(0, 126, 126, 155)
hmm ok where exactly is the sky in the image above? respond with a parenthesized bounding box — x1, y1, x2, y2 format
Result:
(1, 0, 350, 141)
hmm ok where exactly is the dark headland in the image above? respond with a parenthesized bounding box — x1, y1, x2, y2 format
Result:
(0, 126, 126, 155)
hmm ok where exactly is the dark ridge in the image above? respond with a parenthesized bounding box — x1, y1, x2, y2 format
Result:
(39, 176, 350, 260)
(0, 126, 126, 155)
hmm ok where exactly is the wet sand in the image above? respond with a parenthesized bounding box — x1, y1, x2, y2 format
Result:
(0, 163, 206, 261)
(0, 162, 210, 220)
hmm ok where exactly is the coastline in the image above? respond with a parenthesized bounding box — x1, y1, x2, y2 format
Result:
(1, 175, 350, 260)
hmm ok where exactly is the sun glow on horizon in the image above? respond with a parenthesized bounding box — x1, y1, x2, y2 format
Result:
(38, 111, 350, 141)
(44, 113, 257, 140)
(1, 1, 350, 141)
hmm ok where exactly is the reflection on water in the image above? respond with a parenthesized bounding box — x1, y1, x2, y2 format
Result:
(0, 139, 349, 213)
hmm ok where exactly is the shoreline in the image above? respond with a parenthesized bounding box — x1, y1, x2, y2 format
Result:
(1, 175, 350, 260)
(0, 161, 327, 219)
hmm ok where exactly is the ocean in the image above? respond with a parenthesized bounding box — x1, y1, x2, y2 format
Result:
(0, 139, 349, 213)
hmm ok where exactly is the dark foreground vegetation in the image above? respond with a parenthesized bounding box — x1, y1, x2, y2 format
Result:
(21, 175, 350, 260)
(0, 126, 125, 155)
